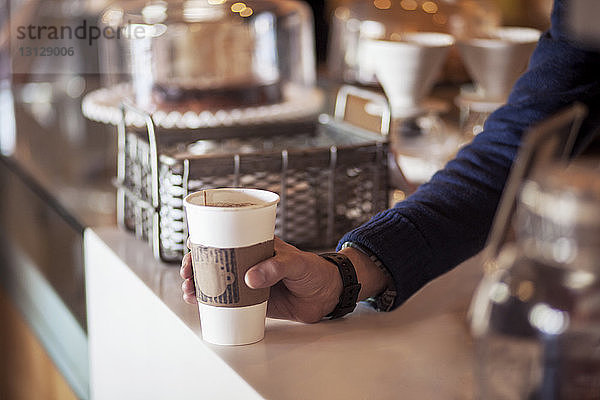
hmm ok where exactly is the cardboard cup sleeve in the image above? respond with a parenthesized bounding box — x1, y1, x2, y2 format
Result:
(190, 240, 273, 308)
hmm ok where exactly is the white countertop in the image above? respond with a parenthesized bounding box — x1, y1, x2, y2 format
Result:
(84, 226, 483, 399)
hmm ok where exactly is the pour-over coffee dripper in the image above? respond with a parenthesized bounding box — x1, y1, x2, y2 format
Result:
(364, 32, 455, 120)
(456, 27, 541, 137)
(365, 33, 459, 185)
(458, 27, 541, 102)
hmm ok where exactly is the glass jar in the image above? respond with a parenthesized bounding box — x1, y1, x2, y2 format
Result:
(455, 85, 503, 138)
(392, 110, 462, 185)
(99, 0, 316, 110)
(471, 162, 600, 399)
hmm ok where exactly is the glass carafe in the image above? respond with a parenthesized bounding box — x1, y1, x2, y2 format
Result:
(471, 162, 600, 399)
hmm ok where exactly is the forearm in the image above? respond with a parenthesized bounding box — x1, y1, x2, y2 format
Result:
(338, 0, 600, 310)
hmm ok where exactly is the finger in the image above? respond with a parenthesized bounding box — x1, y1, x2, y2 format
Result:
(272, 237, 309, 259)
(245, 263, 267, 288)
(264, 283, 295, 320)
(245, 240, 284, 288)
(265, 284, 321, 323)
(181, 277, 196, 297)
(245, 244, 314, 289)
(180, 253, 193, 279)
(273, 236, 293, 250)
(183, 293, 197, 305)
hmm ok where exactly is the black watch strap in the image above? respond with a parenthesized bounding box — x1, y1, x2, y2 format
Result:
(319, 253, 361, 319)
(341, 242, 396, 312)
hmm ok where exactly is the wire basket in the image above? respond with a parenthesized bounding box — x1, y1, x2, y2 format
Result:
(116, 90, 391, 263)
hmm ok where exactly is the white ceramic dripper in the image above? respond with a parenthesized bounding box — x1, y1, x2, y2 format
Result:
(363, 32, 455, 119)
(364, 33, 459, 187)
(457, 27, 541, 102)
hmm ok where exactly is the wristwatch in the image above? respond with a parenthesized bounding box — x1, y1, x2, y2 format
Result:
(341, 242, 396, 312)
(319, 253, 361, 319)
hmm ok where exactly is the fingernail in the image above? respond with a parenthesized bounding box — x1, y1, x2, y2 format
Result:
(246, 269, 265, 288)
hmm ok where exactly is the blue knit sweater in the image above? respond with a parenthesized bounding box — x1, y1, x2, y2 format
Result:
(338, 0, 600, 310)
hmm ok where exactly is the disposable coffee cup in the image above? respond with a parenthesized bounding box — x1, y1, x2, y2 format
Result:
(183, 188, 279, 345)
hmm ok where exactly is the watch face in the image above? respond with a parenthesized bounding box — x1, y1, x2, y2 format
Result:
(374, 289, 397, 312)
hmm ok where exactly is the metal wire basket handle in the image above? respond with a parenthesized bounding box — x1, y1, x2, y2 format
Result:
(116, 101, 164, 260)
(333, 85, 416, 193)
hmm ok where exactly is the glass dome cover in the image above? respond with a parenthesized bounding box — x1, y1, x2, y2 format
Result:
(99, 0, 316, 111)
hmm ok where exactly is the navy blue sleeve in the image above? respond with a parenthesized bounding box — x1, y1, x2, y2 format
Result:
(338, 0, 600, 309)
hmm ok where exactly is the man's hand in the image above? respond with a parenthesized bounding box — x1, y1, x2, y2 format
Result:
(245, 238, 343, 323)
(180, 238, 343, 323)
(180, 252, 198, 305)
(180, 237, 391, 323)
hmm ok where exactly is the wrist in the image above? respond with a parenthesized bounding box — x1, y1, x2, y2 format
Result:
(322, 254, 344, 315)
(339, 247, 390, 301)
(319, 253, 361, 319)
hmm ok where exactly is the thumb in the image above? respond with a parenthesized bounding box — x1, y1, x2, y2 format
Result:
(245, 239, 310, 289)
(245, 257, 290, 289)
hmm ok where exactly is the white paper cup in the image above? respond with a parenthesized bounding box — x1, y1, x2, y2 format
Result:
(198, 301, 268, 346)
(184, 188, 279, 345)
